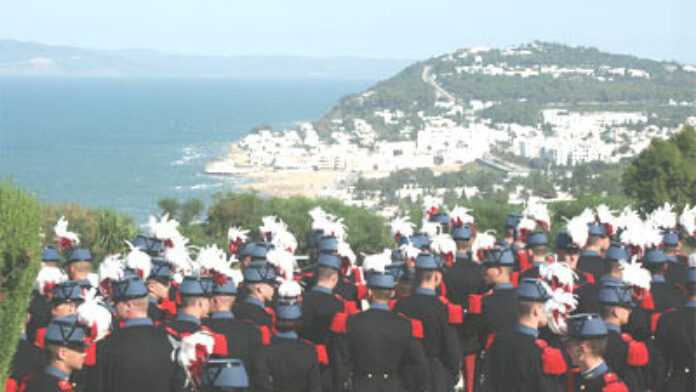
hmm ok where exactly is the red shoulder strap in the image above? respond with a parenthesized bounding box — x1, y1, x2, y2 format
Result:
(330, 312, 348, 334)
(584, 272, 595, 284)
(640, 291, 655, 311)
(314, 343, 329, 365)
(264, 307, 277, 328)
(84, 340, 97, 366)
(650, 312, 663, 334)
(534, 339, 568, 375)
(158, 298, 178, 318)
(620, 333, 649, 367)
(388, 299, 397, 311)
(34, 328, 46, 349)
(602, 373, 629, 392)
(5, 377, 18, 392)
(438, 296, 464, 324)
(258, 325, 271, 345)
(517, 250, 531, 272)
(356, 284, 368, 300)
(468, 294, 483, 315)
(511, 272, 520, 288)
(410, 318, 424, 339)
(212, 332, 229, 356)
(484, 333, 496, 350)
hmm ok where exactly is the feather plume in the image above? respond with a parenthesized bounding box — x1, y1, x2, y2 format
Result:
(390, 216, 415, 239)
(399, 243, 421, 260)
(226, 226, 249, 243)
(472, 230, 497, 262)
(422, 195, 443, 217)
(35, 266, 68, 296)
(309, 207, 329, 230)
(125, 241, 152, 280)
(266, 249, 296, 280)
(362, 249, 392, 274)
(619, 260, 651, 290)
(337, 241, 356, 265)
(54, 216, 80, 251)
(679, 204, 696, 237)
(431, 234, 456, 256)
(565, 215, 589, 249)
(177, 331, 216, 383)
(420, 221, 440, 238)
(595, 205, 615, 225)
(539, 261, 576, 290)
(648, 203, 677, 230)
(147, 214, 182, 243)
(614, 207, 642, 231)
(77, 291, 112, 342)
(272, 230, 298, 254)
(278, 280, 303, 299)
(449, 206, 475, 228)
(545, 288, 579, 335)
(98, 254, 125, 285)
(164, 237, 193, 274)
(523, 198, 551, 230)
(196, 245, 230, 277)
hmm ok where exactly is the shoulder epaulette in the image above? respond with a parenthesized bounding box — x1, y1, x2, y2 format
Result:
(33, 327, 46, 349)
(467, 291, 492, 315)
(620, 333, 649, 367)
(330, 312, 349, 334)
(438, 296, 463, 324)
(258, 325, 272, 345)
(314, 343, 329, 365)
(602, 372, 629, 392)
(534, 339, 567, 375)
(396, 313, 424, 339)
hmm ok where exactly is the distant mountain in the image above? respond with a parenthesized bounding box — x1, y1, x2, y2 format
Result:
(0, 40, 413, 80)
(315, 42, 696, 139)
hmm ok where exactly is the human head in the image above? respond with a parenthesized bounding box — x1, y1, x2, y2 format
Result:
(44, 315, 88, 372)
(65, 248, 93, 281)
(517, 278, 551, 328)
(565, 313, 608, 370)
(481, 247, 514, 285)
(111, 277, 151, 320)
(598, 282, 634, 326)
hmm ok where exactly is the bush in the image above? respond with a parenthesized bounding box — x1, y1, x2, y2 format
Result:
(0, 182, 41, 383)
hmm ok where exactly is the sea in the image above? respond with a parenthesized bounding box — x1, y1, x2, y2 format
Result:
(0, 77, 372, 220)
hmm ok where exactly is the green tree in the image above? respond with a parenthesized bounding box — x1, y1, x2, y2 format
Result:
(0, 183, 41, 384)
(157, 198, 181, 218)
(622, 126, 696, 211)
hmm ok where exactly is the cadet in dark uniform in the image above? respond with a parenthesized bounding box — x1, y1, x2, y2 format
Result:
(654, 267, 696, 392)
(598, 281, 650, 391)
(201, 359, 250, 392)
(516, 231, 551, 282)
(164, 276, 214, 337)
(443, 225, 485, 392)
(31, 281, 85, 350)
(485, 278, 566, 392)
(64, 248, 94, 285)
(252, 304, 321, 392)
(146, 258, 177, 323)
(26, 248, 63, 342)
(394, 253, 461, 391)
(316, 236, 361, 306)
(330, 271, 429, 392)
(92, 276, 185, 392)
(577, 223, 609, 282)
(300, 254, 352, 391)
(205, 274, 264, 383)
(662, 230, 689, 291)
(564, 313, 629, 392)
(574, 243, 627, 315)
(131, 234, 165, 257)
(5, 326, 45, 392)
(24, 315, 88, 392)
(233, 262, 277, 329)
(643, 249, 685, 329)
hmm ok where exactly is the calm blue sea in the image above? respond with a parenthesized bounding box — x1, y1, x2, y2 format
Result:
(0, 77, 371, 220)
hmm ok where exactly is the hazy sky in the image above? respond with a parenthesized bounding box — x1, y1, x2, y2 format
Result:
(2, 0, 695, 62)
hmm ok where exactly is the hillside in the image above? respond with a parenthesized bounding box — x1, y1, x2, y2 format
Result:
(0, 40, 413, 80)
(315, 42, 696, 140)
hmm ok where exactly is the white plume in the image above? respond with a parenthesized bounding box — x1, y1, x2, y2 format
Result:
(449, 206, 475, 227)
(147, 214, 182, 242)
(259, 216, 285, 237)
(420, 221, 440, 238)
(540, 261, 576, 289)
(177, 331, 216, 382)
(523, 198, 551, 230)
(517, 217, 537, 233)
(34, 266, 68, 296)
(431, 234, 456, 256)
(125, 241, 152, 280)
(679, 204, 696, 236)
(422, 195, 443, 215)
(309, 207, 329, 230)
(272, 229, 298, 254)
(689, 252, 696, 267)
(98, 254, 125, 284)
(472, 230, 497, 262)
(278, 280, 303, 299)
(77, 291, 112, 342)
(620, 260, 651, 290)
(226, 226, 249, 243)
(266, 249, 296, 280)
(399, 243, 421, 260)
(390, 216, 415, 239)
(648, 202, 677, 230)
(54, 216, 80, 248)
(595, 204, 616, 226)
(362, 249, 392, 274)
(614, 207, 642, 230)
(337, 241, 356, 265)
(196, 245, 229, 275)
(164, 237, 193, 274)
(565, 215, 589, 248)
(545, 288, 579, 335)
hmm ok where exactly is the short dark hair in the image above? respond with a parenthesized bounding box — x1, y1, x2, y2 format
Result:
(586, 337, 608, 356)
(181, 296, 206, 308)
(276, 318, 301, 333)
(531, 246, 547, 257)
(517, 301, 537, 318)
(370, 288, 393, 301)
(415, 270, 437, 286)
(587, 236, 603, 247)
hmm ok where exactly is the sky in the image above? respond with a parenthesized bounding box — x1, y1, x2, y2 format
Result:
(2, 0, 695, 63)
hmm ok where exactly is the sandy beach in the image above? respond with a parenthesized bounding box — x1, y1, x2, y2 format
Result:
(239, 168, 346, 197)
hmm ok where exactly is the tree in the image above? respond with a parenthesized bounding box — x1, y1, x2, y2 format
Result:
(157, 198, 181, 218)
(622, 126, 696, 211)
(0, 182, 41, 384)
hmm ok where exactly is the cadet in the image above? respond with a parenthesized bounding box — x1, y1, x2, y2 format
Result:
(5, 318, 45, 392)
(26, 248, 64, 342)
(201, 359, 250, 392)
(164, 276, 214, 337)
(317, 235, 360, 305)
(516, 231, 551, 282)
(330, 271, 429, 392)
(252, 304, 322, 392)
(31, 281, 85, 349)
(598, 281, 650, 391)
(654, 267, 696, 392)
(205, 274, 265, 380)
(574, 242, 628, 315)
(23, 316, 88, 392)
(233, 262, 277, 329)
(64, 248, 93, 285)
(93, 276, 185, 392)
(564, 313, 629, 392)
(662, 230, 689, 291)
(130, 234, 165, 257)
(443, 225, 485, 392)
(393, 252, 461, 392)
(146, 258, 177, 322)
(300, 254, 353, 390)
(643, 249, 685, 327)
(577, 224, 609, 282)
(485, 278, 566, 392)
